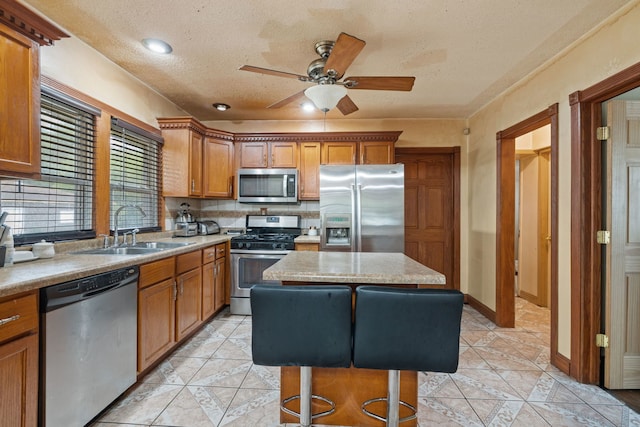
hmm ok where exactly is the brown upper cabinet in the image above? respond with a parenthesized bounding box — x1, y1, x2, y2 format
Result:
(298, 142, 321, 200)
(0, 2, 67, 178)
(359, 140, 395, 164)
(237, 141, 298, 168)
(158, 117, 234, 199)
(321, 141, 357, 165)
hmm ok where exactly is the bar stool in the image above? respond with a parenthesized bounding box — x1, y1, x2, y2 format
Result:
(352, 286, 464, 427)
(250, 285, 353, 427)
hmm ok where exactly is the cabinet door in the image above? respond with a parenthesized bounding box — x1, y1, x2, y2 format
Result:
(321, 142, 356, 165)
(189, 132, 204, 196)
(298, 142, 321, 200)
(202, 260, 215, 320)
(138, 278, 176, 372)
(176, 267, 202, 341)
(239, 142, 268, 168)
(214, 257, 226, 311)
(0, 333, 38, 427)
(360, 141, 394, 164)
(0, 25, 40, 178)
(204, 137, 234, 197)
(270, 141, 298, 168)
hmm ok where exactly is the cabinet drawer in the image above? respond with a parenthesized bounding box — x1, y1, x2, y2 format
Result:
(0, 292, 38, 343)
(140, 257, 176, 289)
(203, 246, 217, 264)
(176, 250, 202, 274)
(215, 243, 226, 259)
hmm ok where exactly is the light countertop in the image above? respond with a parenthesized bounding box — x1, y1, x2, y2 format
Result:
(0, 234, 232, 298)
(263, 251, 445, 285)
(294, 235, 321, 244)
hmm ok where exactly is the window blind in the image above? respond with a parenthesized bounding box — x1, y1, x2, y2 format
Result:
(0, 89, 97, 244)
(110, 118, 162, 232)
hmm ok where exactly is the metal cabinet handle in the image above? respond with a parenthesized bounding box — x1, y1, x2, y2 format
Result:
(263, 154, 267, 166)
(180, 281, 184, 296)
(0, 314, 20, 326)
(173, 281, 177, 301)
(191, 179, 195, 192)
(271, 154, 275, 165)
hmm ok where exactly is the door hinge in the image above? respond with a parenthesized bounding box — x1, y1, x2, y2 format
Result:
(596, 333, 609, 348)
(596, 126, 610, 141)
(597, 230, 610, 245)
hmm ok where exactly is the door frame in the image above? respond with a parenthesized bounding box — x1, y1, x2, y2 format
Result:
(395, 147, 461, 290)
(496, 104, 562, 367)
(569, 61, 640, 384)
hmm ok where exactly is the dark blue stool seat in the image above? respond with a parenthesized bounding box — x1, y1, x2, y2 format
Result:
(353, 286, 464, 426)
(250, 285, 352, 426)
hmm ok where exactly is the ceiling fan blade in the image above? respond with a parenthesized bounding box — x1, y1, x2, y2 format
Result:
(240, 65, 309, 81)
(344, 76, 415, 91)
(267, 90, 307, 109)
(337, 95, 359, 115)
(323, 33, 366, 79)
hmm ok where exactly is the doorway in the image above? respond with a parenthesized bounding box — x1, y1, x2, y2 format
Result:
(516, 127, 551, 308)
(495, 104, 562, 368)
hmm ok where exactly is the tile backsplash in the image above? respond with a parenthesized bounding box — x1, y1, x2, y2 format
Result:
(164, 198, 320, 232)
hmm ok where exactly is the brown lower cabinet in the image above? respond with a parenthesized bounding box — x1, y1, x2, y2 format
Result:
(0, 291, 39, 427)
(138, 243, 228, 374)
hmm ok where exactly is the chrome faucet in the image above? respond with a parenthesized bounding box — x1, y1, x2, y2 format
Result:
(113, 205, 146, 247)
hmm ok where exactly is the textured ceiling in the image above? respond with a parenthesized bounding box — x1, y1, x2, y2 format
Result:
(22, 0, 634, 121)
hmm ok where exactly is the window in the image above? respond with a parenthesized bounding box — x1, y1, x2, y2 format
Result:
(110, 118, 162, 232)
(0, 86, 98, 245)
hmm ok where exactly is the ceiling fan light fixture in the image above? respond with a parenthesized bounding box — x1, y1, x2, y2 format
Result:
(212, 103, 231, 111)
(141, 38, 173, 54)
(304, 84, 347, 112)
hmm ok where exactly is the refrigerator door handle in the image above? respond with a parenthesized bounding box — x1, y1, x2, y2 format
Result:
(351, 183, 358, 252)
(355, 183, 363, 251)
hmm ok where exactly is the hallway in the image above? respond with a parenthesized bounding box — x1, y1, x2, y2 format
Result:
(91, 299, 639, 426)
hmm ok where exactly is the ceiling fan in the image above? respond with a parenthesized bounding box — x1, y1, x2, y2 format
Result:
(240, 32, 415, 115)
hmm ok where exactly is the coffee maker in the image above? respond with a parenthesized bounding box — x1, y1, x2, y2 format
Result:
(175, 203, 197, 237)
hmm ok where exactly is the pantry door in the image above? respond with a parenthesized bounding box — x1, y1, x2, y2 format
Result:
(604, 100, 640, 389)
(396, 148, 460, 290)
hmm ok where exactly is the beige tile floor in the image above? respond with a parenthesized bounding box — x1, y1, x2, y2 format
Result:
(91, 298, 640, 426)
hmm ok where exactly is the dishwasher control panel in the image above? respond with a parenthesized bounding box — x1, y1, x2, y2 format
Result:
(41, 266, 139, 312)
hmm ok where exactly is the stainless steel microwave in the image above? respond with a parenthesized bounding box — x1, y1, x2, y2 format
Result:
(237, 168, 298, 204)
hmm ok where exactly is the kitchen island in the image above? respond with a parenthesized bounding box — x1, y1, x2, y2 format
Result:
(263, 251, 445, 426)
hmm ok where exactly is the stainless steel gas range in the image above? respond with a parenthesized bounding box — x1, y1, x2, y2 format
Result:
(230, 214, 301, 315)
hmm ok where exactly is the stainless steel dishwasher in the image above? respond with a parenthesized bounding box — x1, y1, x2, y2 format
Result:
(40, 266, 139, 427)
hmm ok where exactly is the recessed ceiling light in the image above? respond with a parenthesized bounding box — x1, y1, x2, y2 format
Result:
(142, 38, 173, 54)
(212, 103, 230, 111)
(302, 102, 315, 112)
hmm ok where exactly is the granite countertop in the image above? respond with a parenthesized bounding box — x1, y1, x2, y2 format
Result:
(263, 251, 445, 285)
(0, 234, 232, 298)
(294, 235, 321, 244)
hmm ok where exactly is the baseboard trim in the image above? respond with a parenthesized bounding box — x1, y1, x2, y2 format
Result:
(465, 294, 496, 324)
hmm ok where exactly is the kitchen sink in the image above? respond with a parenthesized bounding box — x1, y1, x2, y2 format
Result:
(73, 241, 194, 255)
(74, 247, 164, 255)
(132, 241, 194, 249)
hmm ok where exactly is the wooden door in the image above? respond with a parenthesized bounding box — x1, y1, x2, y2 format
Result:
(396, 149, 459, 289)
(270, 141, 297, 168)
(175, 267, 202, 341)
(0, 24, 40, 178)
(604, 100, 640, 389)
(322, 142, 356, 164)
(189, 131, 203, 196)
(138, 278, 176, 372)
(299, 142, 321, 200)
(204, 137, 233, 197)
(214, 257, 226, 311)
(0, 334, 38, 427)
(201, 260, 215, 320)
(239, 142, 268, 167)
(359, 141, 394, 164)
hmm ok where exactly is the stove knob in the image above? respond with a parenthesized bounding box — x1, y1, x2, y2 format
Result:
(237, 242, 244, 249)
(246, 242, 251, 249)
(272, 243, 278, 250)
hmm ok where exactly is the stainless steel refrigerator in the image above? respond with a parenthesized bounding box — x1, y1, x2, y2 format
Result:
(320, 164, 404, 252)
